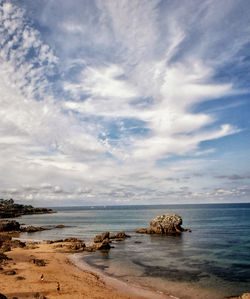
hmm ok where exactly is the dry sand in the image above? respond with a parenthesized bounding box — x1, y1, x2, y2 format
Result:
(0, 242, 171, 299)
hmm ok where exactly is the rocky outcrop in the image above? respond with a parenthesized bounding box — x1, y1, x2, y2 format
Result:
(0, 220, 20, 232)
(135, 228, 153, 234)
(65, 238, 85, 251)
(21, 226, 49, 233)
(3, 269, 16, 275)
(0, 252, 10, 263)
(135, 214, 190, 235)
(0, 235, 11, 246)
(0, 234, 26, 253)
(0, 199, 55, 218)
(55, 224, 65, 228)
(95, 239, 111, 250)
(50, 238, 85, 252)
(150, 214, 186, 234)
(116, 231, 131, 239)
(89, 230, 130, 251)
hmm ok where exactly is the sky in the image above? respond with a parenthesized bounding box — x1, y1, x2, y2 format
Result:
(0, 0, 250, 206)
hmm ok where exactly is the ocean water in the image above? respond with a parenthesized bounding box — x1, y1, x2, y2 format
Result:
(16, 204, 250, 298)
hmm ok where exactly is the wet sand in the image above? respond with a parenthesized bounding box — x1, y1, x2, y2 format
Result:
(0, 242, 171, 298)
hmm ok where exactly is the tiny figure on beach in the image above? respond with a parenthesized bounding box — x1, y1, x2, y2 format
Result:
(57, 282, 60, 291)
(40, 274, 44, 281)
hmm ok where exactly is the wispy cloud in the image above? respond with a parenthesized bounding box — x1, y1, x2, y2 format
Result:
(0, 0, 249, 204)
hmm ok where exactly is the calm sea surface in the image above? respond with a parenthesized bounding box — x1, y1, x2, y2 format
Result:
(16, 203, 250, 298)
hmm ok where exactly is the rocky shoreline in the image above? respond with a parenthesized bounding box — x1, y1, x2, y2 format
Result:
(1, 213, 249, 299)
(0, 199, 55, 219)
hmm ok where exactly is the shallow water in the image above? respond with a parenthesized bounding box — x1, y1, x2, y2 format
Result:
(17, 203, 250, 298)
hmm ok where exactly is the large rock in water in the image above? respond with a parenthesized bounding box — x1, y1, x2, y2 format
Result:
(135, 214, 189, 234)
(150, 214, 185, 234)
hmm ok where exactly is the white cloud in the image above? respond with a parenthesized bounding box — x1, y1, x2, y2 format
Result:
(0, 0, 249, 204)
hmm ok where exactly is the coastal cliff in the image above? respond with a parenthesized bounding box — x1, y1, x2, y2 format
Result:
(0, 199, 55, 218)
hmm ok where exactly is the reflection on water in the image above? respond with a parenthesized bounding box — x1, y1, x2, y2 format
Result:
(16, 203, 250, 297)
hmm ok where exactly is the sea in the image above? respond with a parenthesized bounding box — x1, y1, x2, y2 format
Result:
(15, 203, 250, 298)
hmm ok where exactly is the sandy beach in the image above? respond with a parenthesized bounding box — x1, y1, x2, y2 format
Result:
(0, 241, 171, 299)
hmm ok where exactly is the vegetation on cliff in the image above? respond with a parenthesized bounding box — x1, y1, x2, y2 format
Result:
(0, 199, 55, 218)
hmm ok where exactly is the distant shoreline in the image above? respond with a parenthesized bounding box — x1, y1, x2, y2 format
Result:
(0, 199, 56, 219)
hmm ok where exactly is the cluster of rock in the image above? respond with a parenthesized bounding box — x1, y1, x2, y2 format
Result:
(0, 199, 55, 218)
(135, 214, 190, 234)
(45, 231, 131, 252)
(90, 231, 130, 251)
(0, 220, 66, 234)
(0, 234, 26, 262)
(0, 220, 20, 232)
(48, 237, 86, 252)
(21, 226, 49, 233)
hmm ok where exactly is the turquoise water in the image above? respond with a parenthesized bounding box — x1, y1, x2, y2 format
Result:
(17, 204, 250, 298)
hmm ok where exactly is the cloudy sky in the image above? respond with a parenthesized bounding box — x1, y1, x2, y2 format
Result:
(0, 0, 250, 206)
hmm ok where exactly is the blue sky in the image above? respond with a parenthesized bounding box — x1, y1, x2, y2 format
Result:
(0, 0, 250, 206)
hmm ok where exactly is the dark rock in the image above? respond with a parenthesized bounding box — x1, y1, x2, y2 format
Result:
(3, 269, 16, 275)
(31, 258, 46, 266)
(0, 252, 10, 262)
(0, 220, 20, 232)
(0, 294, 7, 299)
(55, 224, 65, 228)
(115, 238, 125, 242)
(16, 276, 26, 280)
(0, 235, 12, 245)
(109, 233, 116, 239)
(63, 237, 80, 242)
(116, 231, 131, 239)
(67, 241, 85, 251)
(53, 244, 63, 248)
(0, 238, 25, 253)
(101, 231, 110, 240)
(26, 244, 39, 249)
(94, 232, 110, 243)
(135, 228, 148, 233)
(134, 241, 142, 244)
(85, 246, 96, 252)
(94, 235, 102, 243)
(95, 239, 111, 250)
(9, 240, 26, 248)
(0, 243, 11, 252)
(21, 226, 48, 233)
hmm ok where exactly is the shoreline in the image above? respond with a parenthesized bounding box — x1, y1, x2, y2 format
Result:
(68, 253, 173, 299)
(0, 242, 143, 299)
(1, 237, 249, 299)
(0, 239, 173, 299)
(68, 252, 229, 299)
